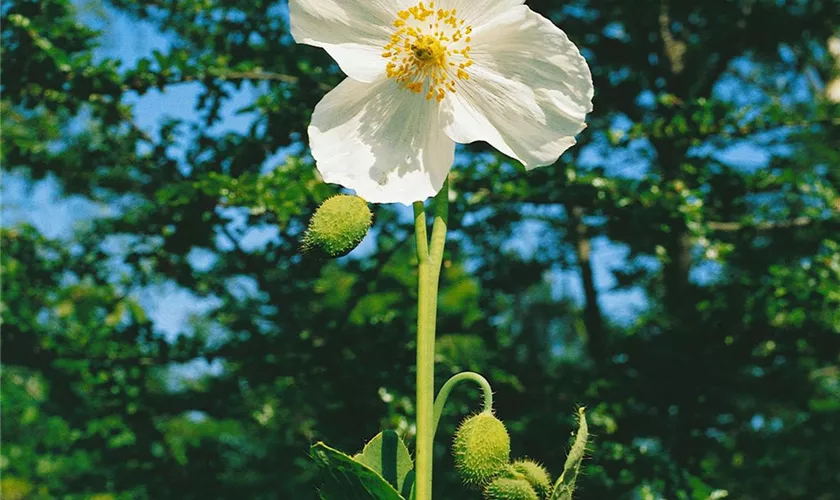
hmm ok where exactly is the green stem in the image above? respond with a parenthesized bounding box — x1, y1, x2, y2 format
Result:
(413, 178, 449, 500)
(412, 202, 429, 264)
(431, 371, 494, 441)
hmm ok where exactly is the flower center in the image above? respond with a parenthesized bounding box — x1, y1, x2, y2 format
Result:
(411, 36, 444, 63)
(382, 2, 473, 102)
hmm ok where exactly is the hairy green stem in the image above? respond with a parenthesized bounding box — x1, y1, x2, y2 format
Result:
(431, 371, 494, 441)
(413, 178, 449, 500)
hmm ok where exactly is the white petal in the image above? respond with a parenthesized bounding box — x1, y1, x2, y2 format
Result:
(289, 0, 410, 82)
(309, 77, 455, 204)
(441, 6, 594, 169)
(436, 0, 525, 27)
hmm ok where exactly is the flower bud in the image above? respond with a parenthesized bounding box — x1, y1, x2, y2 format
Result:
(484, 477, 539, 500)
(452, 411, 510, 489)
(302, 195, 372, 258)
(510, 459, 551, 499)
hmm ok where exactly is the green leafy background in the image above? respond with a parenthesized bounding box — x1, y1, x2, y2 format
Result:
(2, 0, 839, 499)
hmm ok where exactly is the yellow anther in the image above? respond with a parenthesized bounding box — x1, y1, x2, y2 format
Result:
(382, 1, 473, 101)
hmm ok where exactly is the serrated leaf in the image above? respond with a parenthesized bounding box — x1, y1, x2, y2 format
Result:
(352, 430, 414, 496)
(311, 442, 405, 500)
(551, 408, 589, 500)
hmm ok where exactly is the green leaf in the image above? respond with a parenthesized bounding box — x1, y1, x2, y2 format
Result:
(311, 442, 405, 500)
(353, 430, 415, 498)
(550, 408, 589, 500)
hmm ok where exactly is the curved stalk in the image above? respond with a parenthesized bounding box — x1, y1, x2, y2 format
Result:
(431, 371, 494, 441)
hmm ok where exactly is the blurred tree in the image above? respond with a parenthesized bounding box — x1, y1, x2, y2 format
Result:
(2, 0, 838, 499)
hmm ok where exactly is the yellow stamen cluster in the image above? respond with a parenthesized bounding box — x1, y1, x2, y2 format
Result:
(382, 1, 474, 101)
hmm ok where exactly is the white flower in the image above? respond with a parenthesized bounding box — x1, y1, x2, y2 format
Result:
(290, 0, 594, 204)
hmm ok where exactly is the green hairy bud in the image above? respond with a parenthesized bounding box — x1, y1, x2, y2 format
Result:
(485, 477, 539, 500)
(302, 195, 372, 258)
(452, 411, 511, 489)
(510, 459, 551, 499)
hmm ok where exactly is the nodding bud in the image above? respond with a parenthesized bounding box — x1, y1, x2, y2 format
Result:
(452, 411, 511, 489)
(484, 477, 539, 500)
(509, 460, 552, 499)
(301, 195, 372, 258)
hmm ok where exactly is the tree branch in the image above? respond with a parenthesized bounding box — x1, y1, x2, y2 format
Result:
(127, 69, 334, 92)
(708, 216, 835, 232)
(659, 0, 686, 75)
(209, 70, 300, 84)
(565, 203, 608, 366)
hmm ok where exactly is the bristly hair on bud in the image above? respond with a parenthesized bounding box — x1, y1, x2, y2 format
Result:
(509, 459, 552, 499)
(484, 477, 539, 500)
(452, 411, 511, 489)
(301, 195, 373, 258)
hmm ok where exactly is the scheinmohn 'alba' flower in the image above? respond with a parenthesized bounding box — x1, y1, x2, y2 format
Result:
(290, 0, 594, 204)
